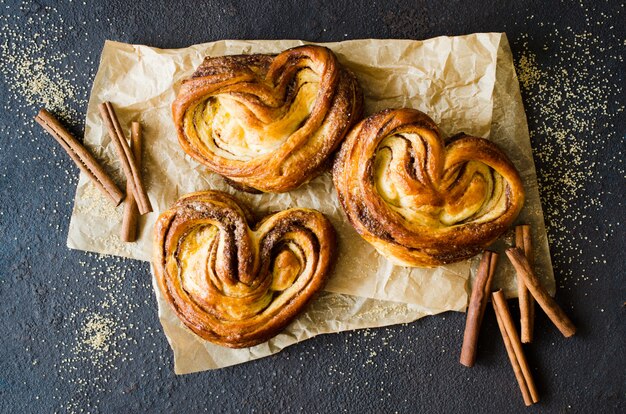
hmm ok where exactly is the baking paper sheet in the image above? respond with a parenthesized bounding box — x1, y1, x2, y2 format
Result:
(68, 33, 555, 373)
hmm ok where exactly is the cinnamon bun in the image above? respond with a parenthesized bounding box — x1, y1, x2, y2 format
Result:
(333, 108, 525, 267)
(172, 45, 363, 193)
(153, 191, 336, 348)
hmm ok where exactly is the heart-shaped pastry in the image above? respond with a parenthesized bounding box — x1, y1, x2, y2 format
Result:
(333, 108, 525, 267)
(153, 191, 336, 348)
(172, 45, 363, 193)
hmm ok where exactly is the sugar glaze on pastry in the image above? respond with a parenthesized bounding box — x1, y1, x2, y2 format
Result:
(333, 108, 525, 267)
(153, 191, 336, 348)
(172, 45, 362, 193)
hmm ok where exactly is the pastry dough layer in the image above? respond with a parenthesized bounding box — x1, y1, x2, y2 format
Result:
(173, 45, 363, 193)
(333, 108, 525, 267)
(153, 191, 336, 348)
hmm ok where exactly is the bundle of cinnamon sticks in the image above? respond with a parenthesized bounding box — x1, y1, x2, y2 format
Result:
(459, 225, 576, 406)
(35, 102, 151, 242)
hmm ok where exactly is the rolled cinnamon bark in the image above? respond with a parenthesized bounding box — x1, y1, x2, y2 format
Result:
(121, 122, 143, 242)
(516, 225, 535, 343)
(99, 102, 152, 215)
(459, 251, 498, 367)
(35, 108, 124, 205)
(506, 248, 576, 337)
(492, 290, 539, 405)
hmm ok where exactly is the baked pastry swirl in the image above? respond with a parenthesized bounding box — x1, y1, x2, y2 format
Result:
(153, 191, 336, 348)
(333, 108, 525, 267)
(172, 45, 363, 193)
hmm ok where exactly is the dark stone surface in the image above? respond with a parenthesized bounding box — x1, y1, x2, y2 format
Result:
(0, 0, 624, 412)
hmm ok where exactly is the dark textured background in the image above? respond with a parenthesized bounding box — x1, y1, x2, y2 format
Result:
(0, 0, 624, 412)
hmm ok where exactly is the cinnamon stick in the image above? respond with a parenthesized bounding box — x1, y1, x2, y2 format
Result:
(516, 225, 535, 343)
(98, 102, 152, 215)
(34, 108, 124, 205)
(493, 307, 532, 406)
(506, 248, 576, 337)
(121, 122, 143, 242)
(459, 250, 498, 367)
(492, 290, 540, 405)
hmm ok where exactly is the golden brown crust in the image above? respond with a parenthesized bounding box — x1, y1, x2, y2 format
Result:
(172, 45, 363, 193)
(333, 108, 525, 267)
(153, 190, 336, 348)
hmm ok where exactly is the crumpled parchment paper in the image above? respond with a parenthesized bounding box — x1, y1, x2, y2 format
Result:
(68, 33, 555, 374)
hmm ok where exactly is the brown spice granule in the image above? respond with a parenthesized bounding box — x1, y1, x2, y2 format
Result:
(81, 314, 116, 353)
(0, 5, 88, 121)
